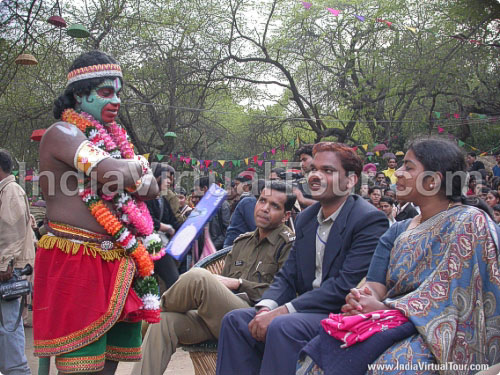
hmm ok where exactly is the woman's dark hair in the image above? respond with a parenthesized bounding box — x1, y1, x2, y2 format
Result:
(409, 137, 496, 219)
(0, 148, 13, 174)
(408, 138, 466, 202)
(493, 204, 500, 213)
(54, 51, 123, 119)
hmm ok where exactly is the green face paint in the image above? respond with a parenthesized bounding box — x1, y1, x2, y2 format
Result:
(77, 78, 122, 124)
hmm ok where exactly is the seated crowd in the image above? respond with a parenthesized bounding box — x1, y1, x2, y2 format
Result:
(131, 139, 499, 375)
(18, 139, 500, 374)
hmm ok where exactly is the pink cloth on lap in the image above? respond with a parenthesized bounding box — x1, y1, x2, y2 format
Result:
(320, 309, 408, 348)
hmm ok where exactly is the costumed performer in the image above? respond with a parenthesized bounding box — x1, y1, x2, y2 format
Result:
(33, 50, 163, 374)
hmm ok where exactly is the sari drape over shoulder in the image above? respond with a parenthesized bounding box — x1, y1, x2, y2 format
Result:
(372, 206, 500, 374)
(297, 206, 500, 375)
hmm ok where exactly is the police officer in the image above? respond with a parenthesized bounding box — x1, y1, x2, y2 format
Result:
(132, 181, 296, 375)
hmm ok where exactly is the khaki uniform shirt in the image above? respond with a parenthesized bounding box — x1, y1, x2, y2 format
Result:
(0, 175, 35, 271)
(164, 189, 184, 223)
(221, 224, 295, 304)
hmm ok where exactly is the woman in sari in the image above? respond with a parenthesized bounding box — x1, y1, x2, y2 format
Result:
(297, 138, 500, 375)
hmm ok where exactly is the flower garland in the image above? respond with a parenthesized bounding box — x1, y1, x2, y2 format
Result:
(62, 108, 163, 323)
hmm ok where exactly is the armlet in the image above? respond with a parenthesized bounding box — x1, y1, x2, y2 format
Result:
(73, 140, 111, 175)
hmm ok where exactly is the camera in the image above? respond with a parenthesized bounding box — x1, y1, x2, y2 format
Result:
(0, 264, 33, 301)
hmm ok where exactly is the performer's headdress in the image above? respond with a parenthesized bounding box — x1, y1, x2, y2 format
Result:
(67, 63, 122, 87)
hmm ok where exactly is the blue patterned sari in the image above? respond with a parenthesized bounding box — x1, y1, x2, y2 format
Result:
(297, 206, 500, 375)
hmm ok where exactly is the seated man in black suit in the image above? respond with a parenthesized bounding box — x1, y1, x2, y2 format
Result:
(216, 142, 389, 375)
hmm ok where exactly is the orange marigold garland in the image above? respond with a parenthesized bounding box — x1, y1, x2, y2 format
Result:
(64, 106, 163, 323)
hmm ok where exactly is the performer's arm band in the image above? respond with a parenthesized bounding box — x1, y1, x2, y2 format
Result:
(74, 140, 111, 176)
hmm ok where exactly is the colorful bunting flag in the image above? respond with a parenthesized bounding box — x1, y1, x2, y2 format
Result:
(244, 158, 249, 165)
(376, 18, 392, 28)
(362, 144, 368, 151)
(326, 8, 341, 16)
(282, 159, 288, 166)
(355, 14, 365, 21)
(157, 154, 164, 161)
(271, 148, 276, 155)
(142, 153, 150, 160)
(257, 160, 264, 167)
(454, 113, 460, 119)
(218, 160, 225, 168)
(204, 160, 211, 167)
(405, 26, 417, 34)
(253, 155, 258, 164)
(458, 140, 465, 147)
(302, 2, 312, 10)
(434, 112, 441, 119)
(438, 126, 444, 133)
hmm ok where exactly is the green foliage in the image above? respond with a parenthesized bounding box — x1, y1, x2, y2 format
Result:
(0, 0, 499, 172)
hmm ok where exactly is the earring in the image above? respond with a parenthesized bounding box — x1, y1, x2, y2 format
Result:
(430, 184, 434, 189)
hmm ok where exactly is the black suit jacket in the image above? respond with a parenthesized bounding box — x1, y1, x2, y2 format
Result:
(145, 197, 180, 232)
(260, 195, 388, 314)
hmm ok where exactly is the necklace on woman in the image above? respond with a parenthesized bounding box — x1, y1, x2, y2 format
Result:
(410, 202, 461, 230)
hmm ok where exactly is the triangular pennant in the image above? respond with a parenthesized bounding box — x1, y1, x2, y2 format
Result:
(262, 151, 267, 159)
(458, 140, 465, 147)
(257, 160, 264, 167)
(368, 156, 372, 161)
(228, 161, 233, 168)
(12, 170, 18, 176)
(352, 146, 358, 151)
(185, 157, 191, 164)
(142, 153, 150, 160)
(253, 155, 258, 164)
(355, 14, 365, 22)
(454, 113, 460, 119)
(204, 160, 211, 167)
(405, 26, 417, 34)
(271, 160, 276, 166)
(438, 126, 444, 133)
(480, 152, 488, 156)
(169, 154, 173, 160)
(282, 159, 288, 166)
(289, 139, 295, 146)
(244, 158, 249, 166)
(326, 8, 340, 16)
(191, 159, 197, 166)
(199, 159, 205, 166)
(479, 114, 487, 119)
(362, 144, 368, 151)
(280, 145, 285, 152)
(434, 112, 441, 119)
(235, 160, 241, 167)
(271, 148, 276, 155)
(471, 146, 478, 151)
(375, 151, 380, 156)
(157, 154, 164, 161)
(218, 160, 225, 168)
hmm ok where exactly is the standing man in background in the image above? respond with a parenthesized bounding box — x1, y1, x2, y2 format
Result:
(0, 148, 34, 375)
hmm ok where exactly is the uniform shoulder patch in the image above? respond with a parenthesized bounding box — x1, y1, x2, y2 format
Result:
(279, 229, 296, 242)
(233, 231, 254, 243)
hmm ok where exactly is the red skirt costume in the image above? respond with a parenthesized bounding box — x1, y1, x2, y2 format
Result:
(33, 223, 144, 371)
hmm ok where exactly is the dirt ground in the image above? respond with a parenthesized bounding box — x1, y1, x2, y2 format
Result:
(24, 327, 195, 375)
